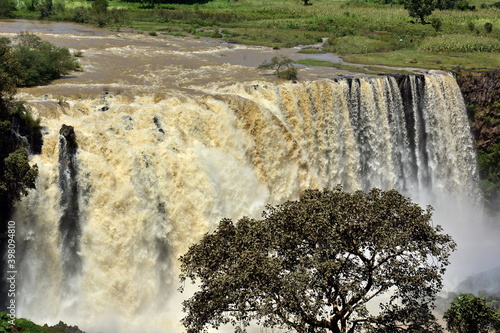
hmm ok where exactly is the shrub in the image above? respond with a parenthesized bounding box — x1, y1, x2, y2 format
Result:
(71, 7, 91, 23)
(444, 294, 500, 333)
(0, 0, 16, 18)
(484, 22, 493, 33)
(430, 17, 443, 32)
(277, 66, 298, 80)
(467, 21, 475, 31)
(258, 55, 298, 80)
(11, 32, 79, 86)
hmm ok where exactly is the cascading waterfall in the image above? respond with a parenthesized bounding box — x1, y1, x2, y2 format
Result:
(12, 72, 481, 332)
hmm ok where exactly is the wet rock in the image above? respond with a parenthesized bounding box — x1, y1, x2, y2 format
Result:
(59, 124, 77, 150)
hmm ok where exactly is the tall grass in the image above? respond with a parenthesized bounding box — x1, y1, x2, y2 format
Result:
(419, 34, 500, 52)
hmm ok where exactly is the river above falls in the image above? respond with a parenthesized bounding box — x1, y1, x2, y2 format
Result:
(0, 19, 361, 98)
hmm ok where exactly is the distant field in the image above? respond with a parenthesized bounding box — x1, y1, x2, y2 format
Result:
(13, 0, 500, 70)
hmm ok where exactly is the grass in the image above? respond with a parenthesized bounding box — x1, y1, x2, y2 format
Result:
(10, 0, 500, 71)
(342, 50, 500, 70)
(418, 34, 500, 52)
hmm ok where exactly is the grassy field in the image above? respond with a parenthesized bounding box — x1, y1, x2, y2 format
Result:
(12, 0, 500, 71)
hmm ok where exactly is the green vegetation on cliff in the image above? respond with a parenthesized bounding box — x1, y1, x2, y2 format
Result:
(0, 32, 77, 222)
(457, 69, 500, 214)
(0, 42, 38, 222)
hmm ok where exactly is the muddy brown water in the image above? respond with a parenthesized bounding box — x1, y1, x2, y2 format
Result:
(0, 20, 352, 97)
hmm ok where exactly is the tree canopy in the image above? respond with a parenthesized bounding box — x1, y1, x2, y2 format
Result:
(403, 0, 436, 24)
(179, 187, 456, 333)
(444, 294, 500, 333)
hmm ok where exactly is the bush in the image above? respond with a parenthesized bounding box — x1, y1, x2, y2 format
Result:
(277, 66, 298, 80)
(71, 6, 91, 24)
(484, 22, 493, 33)
(11, 32, 79, 87)
(258, 55, 298, 80)
(430, 17, 443, 32)
(444, 294, 500, 333)
(0, 0, 16, 18)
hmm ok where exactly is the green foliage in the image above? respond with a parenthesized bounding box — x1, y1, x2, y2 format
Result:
(277, 66, 297, 80)
(444, 294, 500, 333)
(11, 32, 79, 87)
(0, 44, 22, 104)
(14, 31, 43, 48)
(92, 0, 109, 26)
(0, 36, 43, 222)
(0, 312, 84, 333)
(0, 103, 40, 212)
(403, 0, 436, 23)
(92, 0, 108, 15)
(258, 55, 298, 80)
(179, 188, 455, 333)
(484, 21, 493, 33)
(39, 0, 53, 18)
(430, 17, 443, 32)
(70, 7, 92, 24)
(108, 8, 130, 32)
(0, 0, 16, 18)
(477, 142, 500, 209)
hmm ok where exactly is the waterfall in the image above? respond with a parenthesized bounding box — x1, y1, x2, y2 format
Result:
(12, 72, 481, 332)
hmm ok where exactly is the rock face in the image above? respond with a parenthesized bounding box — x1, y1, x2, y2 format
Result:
(59, 124, 78, 150)
(457, 70, 500, 150)
(456, 70, 500, 213)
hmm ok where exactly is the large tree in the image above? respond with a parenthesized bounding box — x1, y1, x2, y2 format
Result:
(179, 188, 456, 333)
(403, 0, 436, 24)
